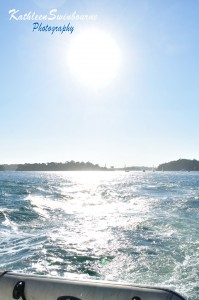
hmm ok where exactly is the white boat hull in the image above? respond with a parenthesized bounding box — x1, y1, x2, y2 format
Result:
(0, 271, 185, 300)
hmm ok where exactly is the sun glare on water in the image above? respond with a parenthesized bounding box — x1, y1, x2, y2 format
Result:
(67, 29, 122, 89)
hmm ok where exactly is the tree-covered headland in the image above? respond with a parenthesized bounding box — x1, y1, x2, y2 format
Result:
(157, 159, 199, 171)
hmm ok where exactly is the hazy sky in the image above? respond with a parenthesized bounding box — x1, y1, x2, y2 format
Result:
(1, 0, 199, 167)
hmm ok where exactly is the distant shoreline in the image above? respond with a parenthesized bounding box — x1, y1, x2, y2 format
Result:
(0, 161, 106, 172)
(0, 161, 151, 172)
(1, 158, 198, 172)
(157, 159, 199, 172)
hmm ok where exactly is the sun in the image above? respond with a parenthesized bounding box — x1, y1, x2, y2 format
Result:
(67, 28, 122, 89)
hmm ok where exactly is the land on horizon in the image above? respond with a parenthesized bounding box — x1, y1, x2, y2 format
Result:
(0, 161, 151, 171)
(0, 158, 199, 172)
(157, 159, 199, 171)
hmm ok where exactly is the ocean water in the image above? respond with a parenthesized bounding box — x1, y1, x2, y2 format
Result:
(0, 171, 198, 299)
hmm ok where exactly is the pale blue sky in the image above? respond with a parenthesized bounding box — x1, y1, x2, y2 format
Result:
(1, 0, 199, 167)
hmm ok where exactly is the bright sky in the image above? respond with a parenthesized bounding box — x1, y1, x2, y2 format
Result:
(1, 0, 199, 168)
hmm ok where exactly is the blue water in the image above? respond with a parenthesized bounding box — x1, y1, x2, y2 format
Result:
(0, 171, 198, 299)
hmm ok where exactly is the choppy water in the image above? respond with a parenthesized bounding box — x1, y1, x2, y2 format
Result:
(0, 171, 199, 299)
